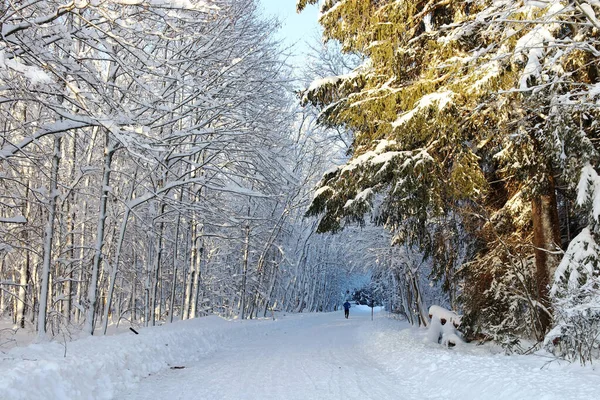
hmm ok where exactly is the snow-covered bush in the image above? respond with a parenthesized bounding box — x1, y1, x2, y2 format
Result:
(545, 228, 600, 364)
(427, 305, 463, 347)
(461, 235, 544, 352)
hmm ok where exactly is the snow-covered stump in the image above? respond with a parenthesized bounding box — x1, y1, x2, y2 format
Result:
(427, 305, 463, 347)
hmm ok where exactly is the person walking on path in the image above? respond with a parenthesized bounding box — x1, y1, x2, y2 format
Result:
(343, 301, 351, 319)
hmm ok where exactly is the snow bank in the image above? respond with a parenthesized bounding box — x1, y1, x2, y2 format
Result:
(358, 316, 600, 400)
(0, 317, 267, 400)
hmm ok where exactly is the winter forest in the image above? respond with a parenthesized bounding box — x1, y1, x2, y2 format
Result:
(1, 0, 600, 385)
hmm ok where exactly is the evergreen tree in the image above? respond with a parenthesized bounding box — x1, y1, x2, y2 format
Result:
(299, 0, 600, 345)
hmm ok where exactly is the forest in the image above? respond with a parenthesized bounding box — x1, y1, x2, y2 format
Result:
(1, 0, 599, 366)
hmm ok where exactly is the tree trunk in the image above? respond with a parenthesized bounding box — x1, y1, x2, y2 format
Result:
(144, 249, 150, 326)
(240, 222, 250, 319)
(30, 249, 39, 326)
(16, 182, 31, 329)
(411, 270, 428, 327)
(65, 133, 77, 324)
(263, 259, 280, 317)
(102, 174, 137, 334)
(183, 222, 197, 320)
(131, 261, 137, 322)
(85, 133, 114, 335)
(169, 213, 181, 323)
(531, 175, 561, 338)
(37, 135, 61, 340)
(0, 265, 5, 318)
(150, 202, 167, 326)
(190, 240, 203, 319)
(16, 254, 30, 329)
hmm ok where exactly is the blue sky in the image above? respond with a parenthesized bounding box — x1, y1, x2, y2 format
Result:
(258, 0, 321, 65)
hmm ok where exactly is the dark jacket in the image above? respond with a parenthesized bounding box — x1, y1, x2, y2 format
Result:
(343, 301, 351, 310)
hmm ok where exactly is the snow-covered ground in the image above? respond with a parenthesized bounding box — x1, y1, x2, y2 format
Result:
(0, 319, 135, 351)
(1, 306, 598, 399)
(0, 320, 36, 349)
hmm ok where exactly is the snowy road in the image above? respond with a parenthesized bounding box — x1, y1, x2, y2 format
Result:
(119, 309, 414, 400)
(3, 307, 599, 399)
(117, 307, 599, 400)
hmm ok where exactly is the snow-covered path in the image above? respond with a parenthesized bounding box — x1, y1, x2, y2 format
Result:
(117, 308, 599, 400)
(3, 307, 599, 399)
(119, 310, 413, 400)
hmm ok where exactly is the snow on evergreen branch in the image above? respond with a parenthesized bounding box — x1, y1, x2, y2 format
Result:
(551, 227, 599, 296)
(392, 91, 454, 128)
(577, 163, 600, 221)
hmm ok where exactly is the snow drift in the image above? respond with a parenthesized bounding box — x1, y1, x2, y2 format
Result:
(0, 317, 265, 400)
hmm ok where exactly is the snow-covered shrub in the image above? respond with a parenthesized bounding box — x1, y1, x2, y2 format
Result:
(427, 305, 463, 347)
(545, 228, 600, 364)
(462, 235, 542, 352)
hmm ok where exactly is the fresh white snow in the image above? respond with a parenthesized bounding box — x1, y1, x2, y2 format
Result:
(577, 163, 600, 221)
(0, 51, 53, 85)
(392, 91, 454, 128)
(2, 307, 599, 400)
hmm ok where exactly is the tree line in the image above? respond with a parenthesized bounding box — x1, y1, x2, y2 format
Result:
(0, 0, 375, 341)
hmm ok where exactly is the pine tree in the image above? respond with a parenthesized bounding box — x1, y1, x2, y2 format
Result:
(299, 0, 600, 344)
